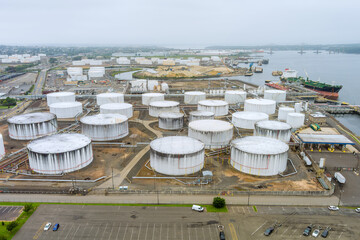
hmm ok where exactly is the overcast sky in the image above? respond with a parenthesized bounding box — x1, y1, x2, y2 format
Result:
(0, 0, 359, 47)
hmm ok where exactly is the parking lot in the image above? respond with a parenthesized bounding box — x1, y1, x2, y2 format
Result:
(0, 206, 23, 221)
(13, 204, 360, 240)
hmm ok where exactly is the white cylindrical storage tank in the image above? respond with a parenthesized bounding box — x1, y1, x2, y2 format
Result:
(295, 102, 302, 113)
(188, 119, 233, 149)
(142, 93, 164, 105)
(189, 111, 215, 122)
(230, 136, 289, 176)
(100, 103, 133, 118)
(7, 112, 58, 140)
(225, 90, 247, 104)
(232, 111, 269, 129)
(278, 107, 295, 121)
(49, 102, 82, 119)
(27, 133, 93, 174)
(0, 134, 5, 160)
(264, 90, 286, 102)
(158, 112, 184, 130)
(254, 120, 292, 142)
(96, 93, 124, 106)
(286, 113, 305, 129)
(184, 91, 206, 104)
(46, 92, 75, 106)
(244, 99, 276, 115)
(80, 114, 128, 141)
(149, 101, 179, 117)
(150, 136, 205, 175)
(197, 100, 229, 116)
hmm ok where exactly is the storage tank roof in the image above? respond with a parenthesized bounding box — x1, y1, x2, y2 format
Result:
(100, 103, 132, 110)
(159, 112, 184, 118)
(245, 99, 276, 105)
(142, 93, 164, 97)
(150, 136, 204, 155)
(279, 107, 295, 111)
(47, 92, 74, 97)
(198, 100, 228, 106)
(232, 136, 288, 154)
(232, 111, 268, 120)
(149, 101, 179, 107)
(288, 113, 305, 117)
(49, 102, 82, 108)
(80, 114, 127, 125)
(8, 112, 55, 124)
(27, 133, 91, 154)
(256, 120, 291, 130)
(97, 93, 124, 97)
(190, 111, 215, 117)
(185, 91, 206, 95)
(189, 119, 233, 132)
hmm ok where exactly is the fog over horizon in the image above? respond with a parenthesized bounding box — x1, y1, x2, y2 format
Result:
(1, 0, 359, 47)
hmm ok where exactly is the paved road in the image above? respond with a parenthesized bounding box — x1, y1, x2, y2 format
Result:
(33, 69, 47, 95)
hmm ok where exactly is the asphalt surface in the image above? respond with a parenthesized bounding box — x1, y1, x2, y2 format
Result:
(13, 205, 360, 240)
(0, 205, 23, 221)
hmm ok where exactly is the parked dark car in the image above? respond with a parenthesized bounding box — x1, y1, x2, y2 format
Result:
(219, 231, 225, 240)
(53, 223, 60, 231)
(321, 229, 329, 238)
(264, 227, 274, 236)
(303, 225, 312, 236)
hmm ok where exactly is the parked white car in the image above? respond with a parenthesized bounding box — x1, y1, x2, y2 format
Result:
(192, 205, 204, 212)
(355, 208, 360, 213)
(312, 229, 320, 237)
(44, 222, 52, 231)
(328, 206, 339, 211)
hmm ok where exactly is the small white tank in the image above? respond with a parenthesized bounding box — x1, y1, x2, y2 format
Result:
(264, 90, 286, 102)
(149, 101, 179, 117)
(197, 100, 229, 116)
(96, 93, 124, 106)
(100, 103, 133, 118)
(232, 111, 269, 129)
(224, 90, 247, 104)
(295, 102, 302, 113)
(142, 93, 165, 105)
(184, 91, 206, 104)
(278, 107, 295, 121)
(189, 111, 215, 122)
(158, 112, 184, 130)
(244, 99, 276, 115)
(0, 134, 5, 160)
(286, 113, 305, 129)
(49, 102, 82, 119)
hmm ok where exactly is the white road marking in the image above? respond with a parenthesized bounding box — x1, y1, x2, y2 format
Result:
(281, 227, 289, 235)
(130, 228, 134, 240)
(122, 223, 129, 240)
(181, 224, 184, 240)
(338, 232, 343, 239)
(160, 223, 162, 240)
(247, 207, 251, 214)
(232, 207, 236, 214)
(64, 223, 75, 240)
(236, 206, 241, 213)
(167, 223, 169, 240)
(251, 221, 267, 236)
(115, 223, 122, 240)
(152, 223, 156, 240)
(71, 225, 81, 240)
(144, 223, 149, 240)
(137, 223, 142, 240)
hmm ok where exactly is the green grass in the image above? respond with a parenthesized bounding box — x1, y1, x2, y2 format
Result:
(0, 105, 15, 109)
(0, 203, 39, 240)
(204, 205, 228, 212)
(252, 206, 258, 212)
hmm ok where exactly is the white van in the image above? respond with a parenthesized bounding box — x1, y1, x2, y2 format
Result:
(192, 205, 204, 212)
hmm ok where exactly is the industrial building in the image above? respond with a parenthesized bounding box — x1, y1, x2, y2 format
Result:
(49, 102, 83, 119)
(184, 91, 206, 104)
(150, 136, 205, 175)
(27, 133, 93, 174)
(197, 100, 229, 116)
(188, 119, 233, 149)
(158, 112, 184, 130)
(88, 67, 105, 78)
(254, 120, 292, 142)
(100, 103, 133, 118)
(230, 136, 289, 176)
(96, 93, 124, 106)
(80, 114, 128, 141)
(188, 110, 214, 122)
(244, 99, 276, 115)
(46, 92, 76, 106)
(149, 101, 179, 117)
(7, 112, 57, 140)
(232, 111, 269, 129)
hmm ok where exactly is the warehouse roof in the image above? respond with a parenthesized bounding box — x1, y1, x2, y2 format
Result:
(297, 134, 355, 145)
